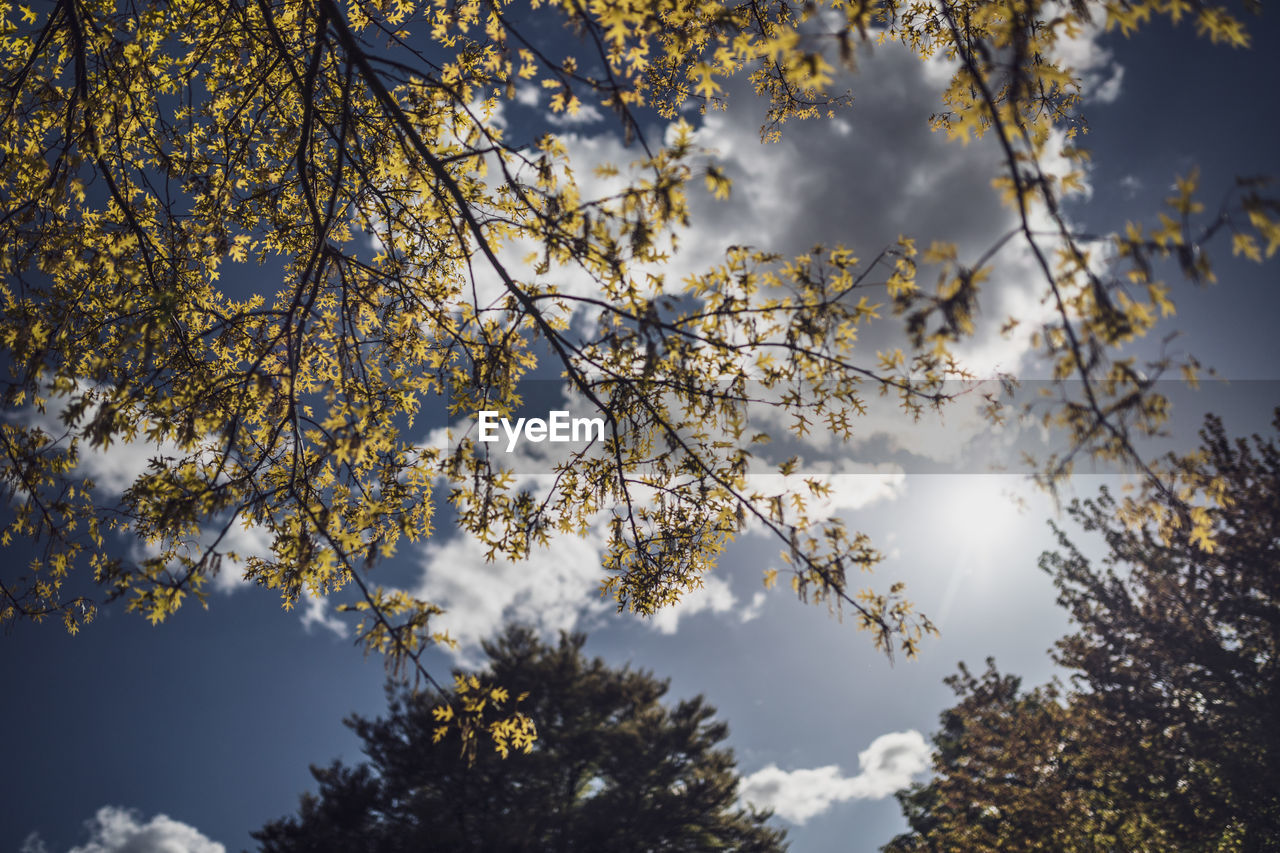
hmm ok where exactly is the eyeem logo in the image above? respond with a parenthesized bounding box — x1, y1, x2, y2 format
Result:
(478, 410, 606, 452)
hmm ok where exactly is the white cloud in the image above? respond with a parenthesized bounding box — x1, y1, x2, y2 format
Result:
(408, 423, 900, 651)
(76, 439, 178, 494)
(450, 23, 1120, 395)
(414, 516, 771, 658)
(469, 96, 507, 130)
(30, 806, 227, 853)
(10, 387, 360, 639)
(740, 465, 906, 528)
(540, 39, 1076, 386)
(125, 515, 269, 596)
(645, 573, 739, 634)
(413, 522, 611, 662)
(546, 103, 605, 126)
(514, 84, 540, 107)
(1048, 11, 1125, 104)
(409, 379, 914, 655)
(10, 387, 272, 595)
(741, 590, 767, 622)
(739, 729, 930, 823)
(8, 386, 187, 495)
(204, 521, 269, 593)
(1092, 65, 1124, 103)
(21, 834, 50, 853)
(300, 590, 348, 638)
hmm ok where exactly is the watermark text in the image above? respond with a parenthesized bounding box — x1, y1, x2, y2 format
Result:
(478, 410, 605, 452)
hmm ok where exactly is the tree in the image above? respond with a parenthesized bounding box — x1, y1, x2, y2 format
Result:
(1042, 410, 1280, 847)
(883, 661, 1184, 852)
(252, 625, 788, 853)
(884, 411, 1280, 851)
(2, 0, 1276, 732)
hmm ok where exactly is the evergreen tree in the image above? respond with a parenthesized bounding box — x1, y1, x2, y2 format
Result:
(255, 626, 787, 852)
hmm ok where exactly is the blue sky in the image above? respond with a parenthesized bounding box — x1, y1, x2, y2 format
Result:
(4, 8, 1280, 853)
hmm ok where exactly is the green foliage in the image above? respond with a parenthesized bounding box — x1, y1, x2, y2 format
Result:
(885, 412, 1280, 851)
(253, 625, 788, 853)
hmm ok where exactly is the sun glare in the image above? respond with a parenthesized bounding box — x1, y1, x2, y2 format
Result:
(936, 475, 1026, 553)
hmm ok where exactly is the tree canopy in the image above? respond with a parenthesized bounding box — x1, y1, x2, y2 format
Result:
(2, 0, 1276, 751)
(253, 625, 788, 852)
(884, 411, 1280, 851)
(883, 660, 1175, 852)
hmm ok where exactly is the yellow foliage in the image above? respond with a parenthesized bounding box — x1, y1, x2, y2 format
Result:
(0, 0, 1272, 758)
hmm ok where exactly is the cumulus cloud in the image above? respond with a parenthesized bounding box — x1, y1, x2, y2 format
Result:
(646, 573, 739, 634)
(741, 463, 907, 523)
(9, 388, 274, 595)
(22, 807, 225, 853)
(1048, 10, 1125, 104)
(678, 53, 1042, 377)
(432, 25, 1125, 495)
(413, 521, 611, 663)
(203, 521, 270, 593)
(739, 730, 930, 823)
(300, 590, 349, 638)
(415, 516, 767, 657)
(545, 32, 1113, 384)
(126, 516, 270, 596)
(10, 387, 358, 635)
(8, 386, 187, 495)
(513, 84, 540, 108)
(546, 102, 605, 127)
(740, 590, 767, 622)
(76, 439, 179, 495)
(8, 386, 361, 643)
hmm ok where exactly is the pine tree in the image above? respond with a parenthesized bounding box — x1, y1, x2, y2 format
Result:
(255, 626, 787, 853)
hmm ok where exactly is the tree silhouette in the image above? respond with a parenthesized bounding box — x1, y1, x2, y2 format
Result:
(885, 411, 1280, 850)
(254, 625, 788, 853)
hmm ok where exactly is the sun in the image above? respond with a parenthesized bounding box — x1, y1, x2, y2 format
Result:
(927, 473, 1035, 629)
(935, 474, 1026, 553)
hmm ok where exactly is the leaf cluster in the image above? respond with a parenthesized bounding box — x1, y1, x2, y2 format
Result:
(0, 0, 1275, 748)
